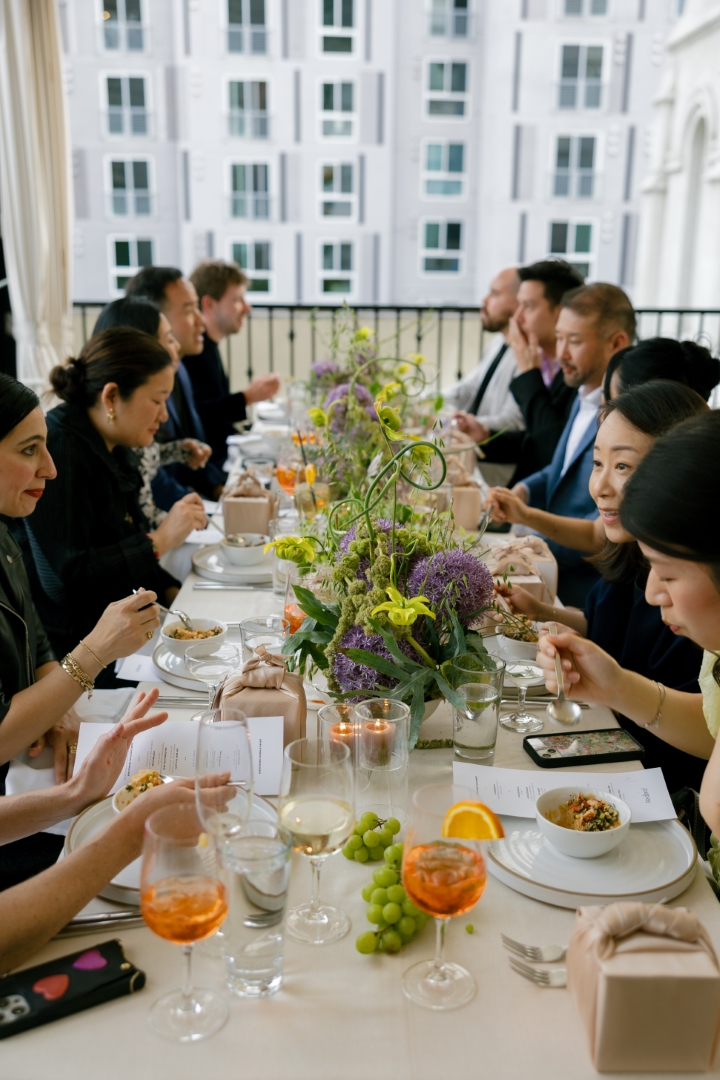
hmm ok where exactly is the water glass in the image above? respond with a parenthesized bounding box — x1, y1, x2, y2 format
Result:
(185, 642, 240, 707)
(450, 653, 505, 762)
(242, 456, 275, 488)
(222, 821, 293, 997)
(354, 699, 410, 825)
(239, 615, 289, 662)
(269, 514, 302, 595)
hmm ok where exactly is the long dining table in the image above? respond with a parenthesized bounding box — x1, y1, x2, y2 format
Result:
(8, 569, 720, 1080)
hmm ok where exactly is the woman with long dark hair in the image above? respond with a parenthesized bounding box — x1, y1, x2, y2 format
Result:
(23, 329, 207, 661)
(604, 337, 720, 402)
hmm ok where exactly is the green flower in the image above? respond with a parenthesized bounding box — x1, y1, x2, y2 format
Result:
(376, 404, 403, 432)
(308, 407, 328, 427)
(371, 586, 436, 628)
(264, 536, 316, 565)
(354, 327, 373, 341)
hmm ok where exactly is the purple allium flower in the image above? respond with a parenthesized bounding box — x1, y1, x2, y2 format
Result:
(332, 626, 415, 693)
(338, 518, 395, 554)
(311, 358, 340, 378)
(407, 550, 493, 627)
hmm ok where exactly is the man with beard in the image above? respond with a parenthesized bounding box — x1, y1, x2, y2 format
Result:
(446, 266, 523, 486)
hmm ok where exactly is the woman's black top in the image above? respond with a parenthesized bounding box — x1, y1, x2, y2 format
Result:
(585, 576, 706, 794)
(23, 403, 178, 657)
(0, 519, 65, 887)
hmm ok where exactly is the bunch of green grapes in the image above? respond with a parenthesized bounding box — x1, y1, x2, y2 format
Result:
(355, 853, 429, 955)
(341, 811, 401, 863)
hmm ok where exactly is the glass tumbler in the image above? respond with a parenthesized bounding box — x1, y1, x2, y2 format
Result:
(239, 615, 289, 663)
(450, 653, 505, 762)
(355, 699, 410, 826)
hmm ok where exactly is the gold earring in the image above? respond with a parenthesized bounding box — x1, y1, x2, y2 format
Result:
(107, 409, 116, 422)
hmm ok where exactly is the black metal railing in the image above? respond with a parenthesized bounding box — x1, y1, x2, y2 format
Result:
(72, 302, 720, 396)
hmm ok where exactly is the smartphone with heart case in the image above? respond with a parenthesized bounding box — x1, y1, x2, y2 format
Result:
(0, 939, 145, 1039)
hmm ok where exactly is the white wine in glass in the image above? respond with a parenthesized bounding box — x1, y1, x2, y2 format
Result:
(278, 737, 354, 945)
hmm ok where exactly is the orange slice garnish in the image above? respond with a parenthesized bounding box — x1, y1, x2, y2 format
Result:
(441, 801, 505, 840)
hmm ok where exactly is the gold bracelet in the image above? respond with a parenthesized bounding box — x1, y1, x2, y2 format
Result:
(60, 654, 95, 698)
(643, 681, 666, 730)
(78, 640, 106, 670)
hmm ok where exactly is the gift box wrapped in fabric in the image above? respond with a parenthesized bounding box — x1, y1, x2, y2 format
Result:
(482, 534, 558, 600)
(213, 645, 306, 747)
(567, 902, 720, 1073)
(222, 472, 277, 535)
(444, 457, 483, 531)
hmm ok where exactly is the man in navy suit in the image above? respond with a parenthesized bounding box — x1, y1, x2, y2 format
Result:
(489, 283, 635, 607)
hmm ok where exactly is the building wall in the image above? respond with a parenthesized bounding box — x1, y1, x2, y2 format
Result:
(62, 0, 678, 306)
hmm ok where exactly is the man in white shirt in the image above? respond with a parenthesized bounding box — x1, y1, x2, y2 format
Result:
(445, 266, 523, 485)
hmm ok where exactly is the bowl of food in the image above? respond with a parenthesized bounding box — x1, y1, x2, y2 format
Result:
(112, 770, 172, 814)
(160, 617, 227, 657)
(535, 786, 631, 859)
(220, 533, 269, 566)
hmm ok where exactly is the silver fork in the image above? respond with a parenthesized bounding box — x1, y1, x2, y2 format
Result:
(509, 956, 567, 988)
(501, 933, 566, 963)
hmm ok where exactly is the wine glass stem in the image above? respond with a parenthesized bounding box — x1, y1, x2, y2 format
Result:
(518, 685, 527, 714)
(208, 683, 217, 708)
(431, 917, 448, 978)
(309, 857, 323, 917)
(181, 943, 195, 1012)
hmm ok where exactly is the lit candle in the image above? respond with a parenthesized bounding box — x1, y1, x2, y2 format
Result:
(362, 720, 396, 767)
(330, 722, 356, 755)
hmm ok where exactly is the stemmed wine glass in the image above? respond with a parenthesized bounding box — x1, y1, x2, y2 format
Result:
(140, 803, 229, 1042)
(185, 642, 240, 707)
(401, 783, 487, 1010)
(500, 661, 546, 733)
(278, 737, 354, 945)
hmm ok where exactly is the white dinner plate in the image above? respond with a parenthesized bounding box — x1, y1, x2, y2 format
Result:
(64, 793, 278, 905)
(192, 544, 273, 583)
(152, 643, 208, 691)
(487, 817, 697, 909)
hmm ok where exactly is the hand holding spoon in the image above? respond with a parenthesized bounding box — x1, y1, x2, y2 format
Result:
(546, 623, 582, 726)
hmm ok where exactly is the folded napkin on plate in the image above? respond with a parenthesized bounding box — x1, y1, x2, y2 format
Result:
(568, 902, 720, 1073)
(214, 645, 306, 746)
(223, 471, 276, 534)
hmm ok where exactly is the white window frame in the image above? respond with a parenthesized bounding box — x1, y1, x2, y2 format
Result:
(420, 219, 464, 276)
(552, 134, 599, 199)
(318, 80, 356, 141)
(108, 234, 154, 295)
(229, 238, 274, 296)
(228, 160, 272, 221)
(319, 161, 356, 221)
(319, 0, 356, 56)
(557, 42, 605, 111)
(560, 0, 608, 17)
(424, 60, 469, 121)
(226, 77, 271, 139)
(318, 239, 355, 298)
(427, 0, 470, 39)
(105, 155, 154, 218)
(103, 72, 151, 137)
(421, 140, 466, 200)
(100, 0, 147, 52)
(225, 0, 268, 55)
(547, 218, 596, 279)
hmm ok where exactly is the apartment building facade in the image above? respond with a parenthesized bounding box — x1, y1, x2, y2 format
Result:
(61, 0, 681, 306)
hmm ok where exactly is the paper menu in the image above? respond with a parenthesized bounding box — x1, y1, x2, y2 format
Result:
(75, 716, 285, 796)
(452, 763, 676, 823)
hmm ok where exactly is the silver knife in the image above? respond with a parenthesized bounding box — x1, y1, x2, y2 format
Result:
(193, 583, 273, 591)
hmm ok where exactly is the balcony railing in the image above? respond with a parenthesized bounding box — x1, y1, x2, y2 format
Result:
(228, 111, 270, 139)
(71, 303, 720, 407)
(230, 193, 271, 220)
(428, 10, 470, 37)
(227, 25, 268, 53)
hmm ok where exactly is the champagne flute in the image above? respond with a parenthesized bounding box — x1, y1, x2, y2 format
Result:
(500, 661, 546, 733)
(401, 783, 487, 1010)
(185, 642, 240, 706)
(140, 803, 229, 1042)
(278, 737, 354, 945)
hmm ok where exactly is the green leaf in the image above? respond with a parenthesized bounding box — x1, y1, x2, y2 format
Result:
(339, 647, 406, 680)
(293, 586, 339, 629)
(366, 618, 425, 671)
(464, 633, 488, 657)
(409, 678, 427, 749)
(433, 670, 465, 712)
(306, 643, 329, 670)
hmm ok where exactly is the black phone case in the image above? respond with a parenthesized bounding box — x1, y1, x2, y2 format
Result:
(523, 728, 646, 768)
(0, 939, 145, 1039)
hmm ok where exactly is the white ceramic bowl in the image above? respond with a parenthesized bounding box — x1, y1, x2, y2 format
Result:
(160, 617, 227, 658)
(220, 533, 269, 566)
(112, 775, 173, 814)
(535, 786, 631, 859)
(485, 632, 539, 664)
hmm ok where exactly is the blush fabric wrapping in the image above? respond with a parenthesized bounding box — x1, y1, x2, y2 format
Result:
(483, 535, 558, 599)
(445, 457, 483, 531)
(213, 645, 306, 747)
(567, 902, 720, 1073)
(222, 471, 277, 535)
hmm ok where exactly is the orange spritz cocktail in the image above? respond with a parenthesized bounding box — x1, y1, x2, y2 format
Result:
(141, 875, 228, 944)
(284, 602, 305, 634)
(402, 843, 486, 918)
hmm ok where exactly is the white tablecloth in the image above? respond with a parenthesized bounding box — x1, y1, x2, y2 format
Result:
(5, 573, 720, 1080)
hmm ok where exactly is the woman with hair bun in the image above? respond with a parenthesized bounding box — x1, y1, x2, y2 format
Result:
(23, 328, 207, 662)
(604, 336, 720, 402)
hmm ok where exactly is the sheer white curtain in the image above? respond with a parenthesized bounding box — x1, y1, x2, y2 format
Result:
(0, 0, 73, 391)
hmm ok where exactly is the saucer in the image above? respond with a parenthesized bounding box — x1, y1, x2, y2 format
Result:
(192, 544, 273, 584)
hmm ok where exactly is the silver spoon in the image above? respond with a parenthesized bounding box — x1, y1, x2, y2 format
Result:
(546, 623, 582, 726)
(132, 589, 192, 631)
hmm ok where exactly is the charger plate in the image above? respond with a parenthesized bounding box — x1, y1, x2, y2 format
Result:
(192, 544, 273, 584)
(487, 818, 696, 909)
(64, 793, 277, 905)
